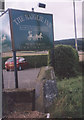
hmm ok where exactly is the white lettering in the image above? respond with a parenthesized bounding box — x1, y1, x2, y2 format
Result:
(13, 14, 51, 28)
(13, 16, 25, 25)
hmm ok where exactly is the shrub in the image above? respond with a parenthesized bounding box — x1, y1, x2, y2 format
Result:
(48, 45, 79, 78)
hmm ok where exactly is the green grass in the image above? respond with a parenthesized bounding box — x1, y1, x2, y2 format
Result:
(50, 75, 82, 118)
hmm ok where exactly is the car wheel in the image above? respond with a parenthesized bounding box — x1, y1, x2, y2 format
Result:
(6, 69, 9, 71)
(19, 66, 22, 71)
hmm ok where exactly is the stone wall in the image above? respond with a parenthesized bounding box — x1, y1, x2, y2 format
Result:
(35, 66, 58, 112)
(3, 89, 35, 117)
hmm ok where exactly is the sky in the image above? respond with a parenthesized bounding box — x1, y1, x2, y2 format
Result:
(1, 0, 82, 40)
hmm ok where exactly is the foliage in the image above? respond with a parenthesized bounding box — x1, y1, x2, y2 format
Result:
(54, 38, 84, 51)
(49, 76, 82, 118)
(2, 55, 48, 69)
(48, 45, 79, 78)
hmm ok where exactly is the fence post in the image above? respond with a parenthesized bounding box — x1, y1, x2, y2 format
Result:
(32, 89, 35, 111)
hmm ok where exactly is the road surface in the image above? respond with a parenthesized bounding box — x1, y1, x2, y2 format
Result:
(3, 68, 40, 89)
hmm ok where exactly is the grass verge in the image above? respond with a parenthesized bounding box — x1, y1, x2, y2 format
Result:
(49, 75, 82, 118)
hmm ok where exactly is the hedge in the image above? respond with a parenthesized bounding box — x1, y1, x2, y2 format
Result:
(2, 55, 48, 69)
(48, 45, 79, 78)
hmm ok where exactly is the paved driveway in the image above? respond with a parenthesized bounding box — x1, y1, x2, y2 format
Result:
(3, 68, 40, 89)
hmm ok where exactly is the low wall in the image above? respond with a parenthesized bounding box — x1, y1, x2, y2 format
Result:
(2, 89, 35, 117)
(2, 66, 58, 116)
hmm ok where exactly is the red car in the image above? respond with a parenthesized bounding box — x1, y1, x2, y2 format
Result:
(5, 57, 28, 71)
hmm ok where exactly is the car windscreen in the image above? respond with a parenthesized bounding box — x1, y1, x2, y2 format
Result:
(7, 58, 13, 62)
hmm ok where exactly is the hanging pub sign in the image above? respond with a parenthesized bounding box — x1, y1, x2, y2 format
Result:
(9, 9, 54, 51)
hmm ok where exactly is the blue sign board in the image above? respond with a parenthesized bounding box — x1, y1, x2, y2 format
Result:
(10, 9, 54, 51)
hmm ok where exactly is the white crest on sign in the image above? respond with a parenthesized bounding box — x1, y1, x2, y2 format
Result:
(27, 31, 43, 41)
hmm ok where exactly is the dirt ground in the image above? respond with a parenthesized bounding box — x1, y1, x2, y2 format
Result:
(2, 51, 48, 57)
(4, 111, 47, 118)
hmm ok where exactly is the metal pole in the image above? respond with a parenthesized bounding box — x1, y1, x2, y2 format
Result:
(13, 51, 18, 88)
(0, 1, 5, 90)
(73, 0, 78, 51)
(0, 52, 2, 120)
(2, 71, 4, 89)
(9, 9, 18, 88)
(52, 14, 55, 70)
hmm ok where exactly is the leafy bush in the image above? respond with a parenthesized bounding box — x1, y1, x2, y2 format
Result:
(48, 45, 79, 78)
